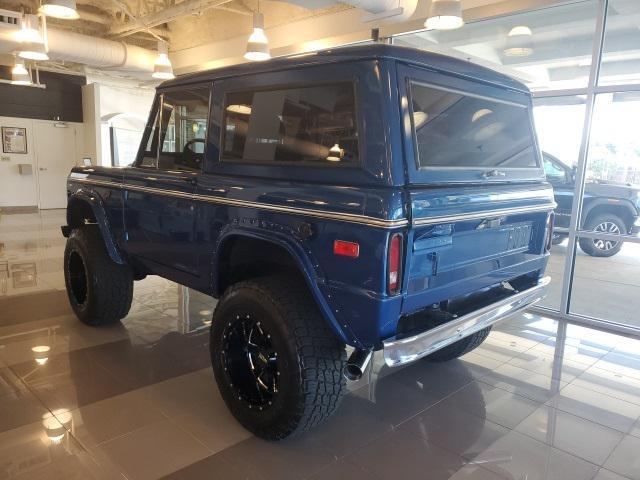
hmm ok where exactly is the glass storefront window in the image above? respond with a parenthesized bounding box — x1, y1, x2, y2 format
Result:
(533, 96, 587, 310)
(598, 0, 640, 86)
(393, 1, 598, 92)
(580, 92, 640, 238)
(570, 240, 640, 326)
(570, 93, 640, 323)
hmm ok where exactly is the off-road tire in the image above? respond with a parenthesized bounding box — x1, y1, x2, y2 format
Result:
(425, 327, 491, 362)
(210, 276, 347, 440)
(64, 225, 133, 326)
(579, 213, 626, 257)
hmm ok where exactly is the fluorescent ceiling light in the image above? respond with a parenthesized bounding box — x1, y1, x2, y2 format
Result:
(39, 0, 80, 20)
(245, 12, 270, 62)
(152, 41, 175, 80)
(425, 0, 464, 30)
(504, 25, 534, 57)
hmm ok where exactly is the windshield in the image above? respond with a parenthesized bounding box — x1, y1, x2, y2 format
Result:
(410, 82, 538, 169)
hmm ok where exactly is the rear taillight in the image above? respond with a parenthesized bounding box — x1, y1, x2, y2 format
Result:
(545, 212, 555, 251)
(388, 233, 403, 295)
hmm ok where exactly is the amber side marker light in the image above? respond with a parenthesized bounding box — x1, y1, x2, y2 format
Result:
(333, 240, 360, 258)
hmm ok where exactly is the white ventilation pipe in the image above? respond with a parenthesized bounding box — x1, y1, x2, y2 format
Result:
(46, 29, 156, 72)
(0, 26, 156, 73)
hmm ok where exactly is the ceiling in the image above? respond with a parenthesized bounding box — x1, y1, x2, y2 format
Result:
(0, 0, 350, 51)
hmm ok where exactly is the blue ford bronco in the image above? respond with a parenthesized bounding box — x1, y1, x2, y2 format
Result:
(62, 44, 554, 439)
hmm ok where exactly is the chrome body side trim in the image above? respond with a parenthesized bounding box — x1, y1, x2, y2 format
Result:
(67, 177, 408, 229)
(382, 276, 551, 367)
(67, 178, 554, 229)
(412, 204, 556, 226)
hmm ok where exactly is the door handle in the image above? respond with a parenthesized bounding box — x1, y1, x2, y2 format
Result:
(482, 169, 505, 179)
(185, 177, 198, 186)
(39, 167, 47, 171)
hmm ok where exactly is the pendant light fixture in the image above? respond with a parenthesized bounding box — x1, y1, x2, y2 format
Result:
(11, 58, 32, 86)
(504, 26, 534, 57)
(244, 11, 270, 62)
(16, 14, 49, 61)
(39, 0, 80, 20)
(152, 41, 175, 80)
(425, 0, 464, 30)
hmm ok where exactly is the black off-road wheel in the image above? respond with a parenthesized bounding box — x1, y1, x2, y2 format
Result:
(425, 327, 491, 363)
(64, 225, 133, 326)
(210, 276, 347, 440)
(579, 213, 626, 257)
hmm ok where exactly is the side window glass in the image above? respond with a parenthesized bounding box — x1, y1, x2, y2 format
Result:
(544, 158, 567, 183)
(222, 83, 358, 165)
(158, 87, 210, 172)
(139, 106, 160, 168)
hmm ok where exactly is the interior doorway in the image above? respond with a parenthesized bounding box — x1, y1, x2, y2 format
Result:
(34, 121, 83, 210)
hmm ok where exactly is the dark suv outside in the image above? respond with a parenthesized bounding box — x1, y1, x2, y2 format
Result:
(544, 152, 640, 257)
(62, 44, 554, 440)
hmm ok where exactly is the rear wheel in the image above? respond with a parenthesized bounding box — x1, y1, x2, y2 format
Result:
(579, 213, 626, 257)
(424, 327, 491, 362)
(64, 225, 133, 326)
(210, 276, 346, 440)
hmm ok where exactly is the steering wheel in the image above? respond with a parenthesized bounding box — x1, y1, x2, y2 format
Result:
(183, 138, 205, 154)
(180, 138, 205, 169)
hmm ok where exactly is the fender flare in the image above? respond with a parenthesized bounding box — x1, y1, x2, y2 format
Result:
(581, 197, 638, 228)
(65, 189, 126, 265)
(213, 226, 360, 346)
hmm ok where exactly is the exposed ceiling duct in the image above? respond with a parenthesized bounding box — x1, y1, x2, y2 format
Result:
(0, 25, 156, 74)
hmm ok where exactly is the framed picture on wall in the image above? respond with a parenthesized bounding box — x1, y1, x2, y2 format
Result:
(2, 127, 28, 154)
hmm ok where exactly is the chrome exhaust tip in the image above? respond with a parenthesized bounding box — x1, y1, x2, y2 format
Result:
(344, 348, 373, 381)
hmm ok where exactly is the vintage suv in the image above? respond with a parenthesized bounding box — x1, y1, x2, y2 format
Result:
(62, 44, 554, 440)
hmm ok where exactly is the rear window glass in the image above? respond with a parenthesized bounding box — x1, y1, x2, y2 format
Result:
(409, 82, 537, 169)
(222, 83, 358, 165)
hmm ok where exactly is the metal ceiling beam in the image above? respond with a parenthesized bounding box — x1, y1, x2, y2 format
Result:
(109, 0, 235, 38)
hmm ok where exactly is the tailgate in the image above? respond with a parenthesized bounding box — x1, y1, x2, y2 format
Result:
(397, 63, 554, 314)
(402, 184, 554, 314)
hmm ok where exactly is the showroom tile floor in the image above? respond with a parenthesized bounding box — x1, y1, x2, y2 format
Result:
(2, 210, 640, 479)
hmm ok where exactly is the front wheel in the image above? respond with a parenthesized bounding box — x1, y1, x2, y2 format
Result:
(579, 213, 626, 257)
(210, 276, 347, 440)
(64, 225, 133, 326)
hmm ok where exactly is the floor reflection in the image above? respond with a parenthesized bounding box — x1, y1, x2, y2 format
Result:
(1, 210, 640, 479)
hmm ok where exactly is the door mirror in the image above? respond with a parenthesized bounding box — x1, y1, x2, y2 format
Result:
(570, 166, 577, 183)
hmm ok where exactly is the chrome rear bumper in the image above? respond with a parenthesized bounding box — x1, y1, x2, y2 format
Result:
(383, 276, 551, 367)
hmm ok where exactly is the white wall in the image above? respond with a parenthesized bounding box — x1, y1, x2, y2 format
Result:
(0, 116, 39, 208)
(0, 116, 86, 209)
(83, 79, 154, 167)
(81, 83, 101, 167)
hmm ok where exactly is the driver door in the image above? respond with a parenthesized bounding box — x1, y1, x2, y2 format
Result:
(124, 84, 211, 278)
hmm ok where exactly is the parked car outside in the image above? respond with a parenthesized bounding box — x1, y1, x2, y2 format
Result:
(543, 152, 640, 256)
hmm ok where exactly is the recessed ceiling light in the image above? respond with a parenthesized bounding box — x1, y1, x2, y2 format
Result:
(39, 0, 80, 20)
